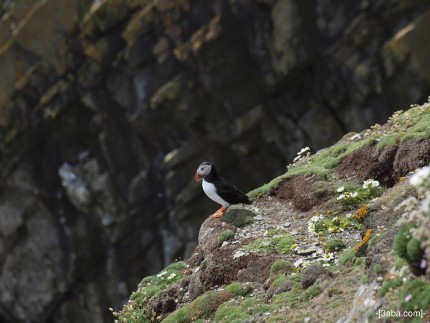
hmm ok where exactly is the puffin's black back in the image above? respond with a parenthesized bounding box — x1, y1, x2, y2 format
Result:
(204, 164, 251, 205)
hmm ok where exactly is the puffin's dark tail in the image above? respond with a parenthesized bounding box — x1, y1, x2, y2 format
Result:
(240, 191, 252, 204)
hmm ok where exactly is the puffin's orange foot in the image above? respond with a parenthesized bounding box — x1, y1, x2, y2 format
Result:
(212, 207, 226, 218)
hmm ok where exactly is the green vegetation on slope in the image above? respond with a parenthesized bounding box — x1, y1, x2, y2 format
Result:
(249, 103, 430, 199)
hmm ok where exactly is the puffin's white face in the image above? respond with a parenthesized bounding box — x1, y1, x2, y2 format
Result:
(194, 163, 212, 182)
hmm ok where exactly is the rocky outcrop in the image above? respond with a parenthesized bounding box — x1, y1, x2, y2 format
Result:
(1, 0, 430, 322)
(116, 102, 430, 322)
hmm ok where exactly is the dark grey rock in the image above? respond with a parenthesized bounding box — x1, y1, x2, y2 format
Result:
(301, 265, 330, 289)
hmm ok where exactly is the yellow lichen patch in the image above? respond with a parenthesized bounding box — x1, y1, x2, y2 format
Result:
(355, 204, 368, 223)
(354, 229, 373, 253)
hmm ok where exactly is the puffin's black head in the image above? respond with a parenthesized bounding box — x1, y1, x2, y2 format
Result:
(194, 162, 215, 182)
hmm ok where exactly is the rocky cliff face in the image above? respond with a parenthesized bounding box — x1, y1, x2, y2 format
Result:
(0, 0, 430, 322)
(115, 102, 430, 322)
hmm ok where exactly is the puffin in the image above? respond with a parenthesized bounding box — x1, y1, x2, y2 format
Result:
(194, 162, 251, 218)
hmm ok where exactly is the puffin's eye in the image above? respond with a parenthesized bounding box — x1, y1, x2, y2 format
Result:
(200, 167, 204, 171)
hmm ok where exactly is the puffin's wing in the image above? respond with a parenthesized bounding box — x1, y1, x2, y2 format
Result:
(216, 177, 251, 204)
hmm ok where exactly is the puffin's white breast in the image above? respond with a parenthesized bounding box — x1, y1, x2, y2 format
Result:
(202, 180, 230, 208)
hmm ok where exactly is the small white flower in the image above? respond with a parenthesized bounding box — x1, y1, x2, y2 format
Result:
(310, 215, 323, 222)
(370, 181, 379, 188)
(410, 166, 430, 187)
(350, 133, 361, 141)
(363, 179, 380, 189)
(321, 252, 335, 262)
(298, 147, 310, 155)
(294, 259, 304, 267)
(336, 186, 345, 193)
(337, 194, 345, 200)
(157, 271, 167, 278)
(167, 273, 177, 280)
(351, 192, 358, 198)
(293, 155, 302, 162)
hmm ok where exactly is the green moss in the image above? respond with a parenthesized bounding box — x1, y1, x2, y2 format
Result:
(353, 257, 366, 267)
(373, 263, 384, 275)
(337, 249, 355, 265)
(378, 278, 403, 298)
(242, 234, 295, 254)
(247, 173, 288, 198)
(326, 238, 346, 252)
(165, 261, 188, 271)
(214, 297, 270, 322)
(273, 286, 303, 308)
(214, 304, 248, 322)
(393, 256, 407, 270)
(270, 275, 289, 289)
(218, 230, 235, 244)
(406, 238, 422, 262)
(272, 277, 321, 308)
(285, 164, 331, 179)
(313, 216, 363, 235)
(271, 260, 294, 274)
(400, 279, 430, 312)
(367, 233, 381, 248)
(393, 223, 422, 262)
(221, 207, 255, 227)
(277, 235, 297, 253)
(163, 290, 229, 323)
(267, 315, 289, 322)
(114, 261, 187, 322)
(225, 282, 252, 297)
(327, 299, 345, 309)
(359, 273, 368, 284)
(301, 285, 322, 302)
(266, 228, 285, 237)
(309, 138, 375, 170)
(376, 105, 430, 151)
(132, 262, 186, 301)
(393, 224, 412, 259)
(163, 306, 191, 323)
(376, 132, 403, 151)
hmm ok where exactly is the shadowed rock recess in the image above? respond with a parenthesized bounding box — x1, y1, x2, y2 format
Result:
(0, 0, 430, 322)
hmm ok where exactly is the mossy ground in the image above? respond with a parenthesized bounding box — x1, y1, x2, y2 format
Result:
(325, 238, 347, 252)
(220, 206, 255, 227)
(218, 230, 235, 245)
(162, 282, 252, 323)
(241, 230, 295, 254)
(113, 261, 188, 322)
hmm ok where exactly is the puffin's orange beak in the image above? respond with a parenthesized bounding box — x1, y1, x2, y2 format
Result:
(194, 171, 202, 182)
